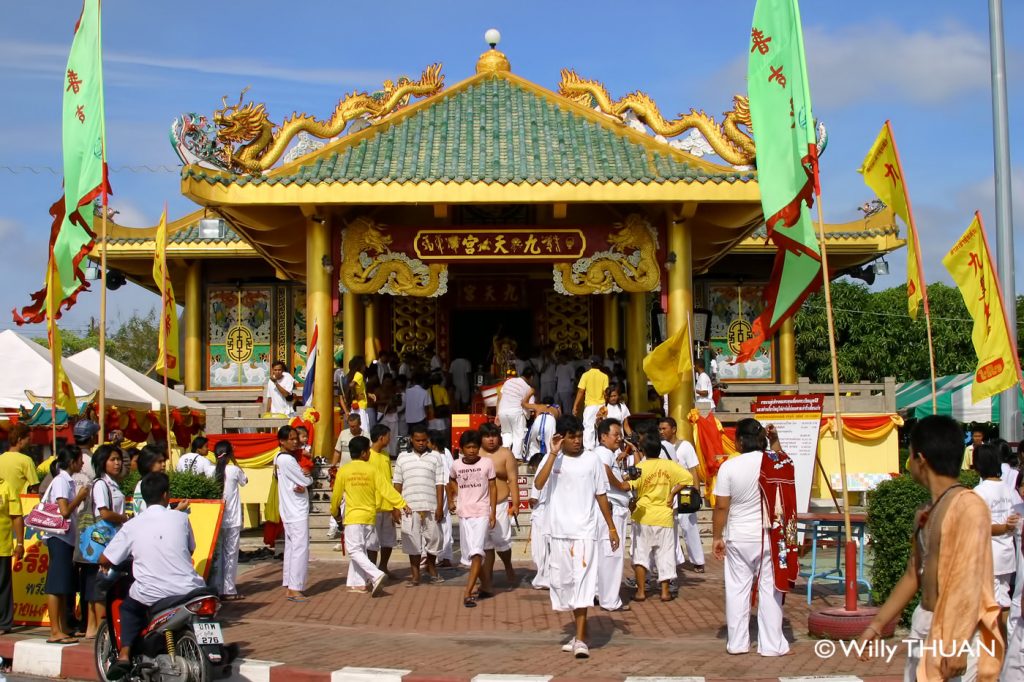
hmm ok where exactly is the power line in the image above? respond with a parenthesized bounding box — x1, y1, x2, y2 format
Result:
(0, 164, 182, 175)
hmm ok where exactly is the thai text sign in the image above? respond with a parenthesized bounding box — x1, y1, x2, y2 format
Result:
(413, 228, 586, 261)
(13, 496, 223, 626)
(752, 395, 824, 514)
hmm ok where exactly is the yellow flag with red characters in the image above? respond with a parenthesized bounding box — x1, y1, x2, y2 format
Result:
(642, 322, 692, 395)
(859, 121, 923, 320)
(152, 208, 180, 381)
(942, 212, 1022, 402)
(45, 259, 78, 416)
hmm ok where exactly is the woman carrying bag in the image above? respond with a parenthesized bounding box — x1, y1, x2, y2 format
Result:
(40, 445, 89, 643)
(214, 441, 248, 599)
(81, 445, 128, 639)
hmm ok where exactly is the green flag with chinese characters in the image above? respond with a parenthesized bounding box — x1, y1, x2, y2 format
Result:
(13, 0, 109, 325)
(737, 0, 821, 363)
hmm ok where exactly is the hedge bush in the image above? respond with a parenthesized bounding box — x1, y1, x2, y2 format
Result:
(119, 471, 223, 501)
(866, 470, 979, 626)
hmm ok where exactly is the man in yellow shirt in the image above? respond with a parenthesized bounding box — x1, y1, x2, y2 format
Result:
(0, 424, 39, 494)
(629, 438, 693, 602)
(366, 424, 398, 578)
(573, 357, 610, 451)
(330, 436, 407, 597)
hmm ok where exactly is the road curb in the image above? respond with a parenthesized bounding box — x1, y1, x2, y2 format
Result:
(0, 634, 906, 682)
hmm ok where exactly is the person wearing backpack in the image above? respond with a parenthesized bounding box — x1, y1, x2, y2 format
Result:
(81, 445, 129, 639)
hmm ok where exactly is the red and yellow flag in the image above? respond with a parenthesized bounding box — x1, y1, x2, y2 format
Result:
(942, 213, 1022, 402)
(152, 209, 180, 381)
(859, 121, 924, 319)
(46, 260, 78, 416)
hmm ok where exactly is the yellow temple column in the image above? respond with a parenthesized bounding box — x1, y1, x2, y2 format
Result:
(603, 295, 621, 353)
(342, 291, 363, 373)
(184, 260, 203, 392)
(624, 292, 648, 413)
(306, 216, 335, 458)
(364, 296, 379, 362)
(667, 214, 695, 441)
(779, 316, 798, 392)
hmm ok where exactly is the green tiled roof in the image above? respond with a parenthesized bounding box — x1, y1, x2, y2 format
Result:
(184, 75, 755, 187)
(107, 222, 243, 246)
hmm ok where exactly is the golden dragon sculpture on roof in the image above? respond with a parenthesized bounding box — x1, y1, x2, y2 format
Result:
(197, 64, 445, 175)
(558, 69, 755, 167)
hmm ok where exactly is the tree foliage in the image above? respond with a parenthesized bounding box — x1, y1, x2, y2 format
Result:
(34, 309, 160, 377)
(795, 281, 1023, 383)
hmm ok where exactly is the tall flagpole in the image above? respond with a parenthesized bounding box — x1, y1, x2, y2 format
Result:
(160, 204, 173, 454)
(96, 4, 108, 444)
(988, 0, 1020, 442)
(812, 195, 857, 610)
(886, 121, 938, 412)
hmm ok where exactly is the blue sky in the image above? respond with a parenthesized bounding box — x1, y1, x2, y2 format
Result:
(1, 0, 1021, 337)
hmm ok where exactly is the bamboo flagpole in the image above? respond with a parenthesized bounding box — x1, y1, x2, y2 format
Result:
(98, 194, 108, 442)
(885, 122, 939, 413)
(860, 122, 938, 412)
(812, 196, 858, 609)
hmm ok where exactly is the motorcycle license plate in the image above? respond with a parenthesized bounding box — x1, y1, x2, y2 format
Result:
(192, 622, 224, 645)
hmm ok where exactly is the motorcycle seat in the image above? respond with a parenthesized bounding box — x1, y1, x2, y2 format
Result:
(147, 586, 218, 619)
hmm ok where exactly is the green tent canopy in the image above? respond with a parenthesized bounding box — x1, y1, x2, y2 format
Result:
(897, 373, 1024, 423)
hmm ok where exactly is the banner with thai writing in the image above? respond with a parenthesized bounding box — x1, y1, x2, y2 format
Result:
(13, 496, 223, 626)
(752, 394, 824, 513)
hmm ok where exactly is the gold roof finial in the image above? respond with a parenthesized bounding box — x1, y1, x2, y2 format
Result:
(477, 28, 510, 73)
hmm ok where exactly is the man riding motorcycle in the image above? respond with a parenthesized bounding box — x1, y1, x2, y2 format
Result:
(99, 472, 208, 680)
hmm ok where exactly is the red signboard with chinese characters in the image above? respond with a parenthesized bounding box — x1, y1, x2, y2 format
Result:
(455, 279, 527, 308)
(413, 228, 586, 261)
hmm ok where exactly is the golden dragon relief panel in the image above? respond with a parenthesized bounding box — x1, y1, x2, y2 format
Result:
(392, 298, 437, 358)
(553, 214, 660, 295)
(339, 217, 448, 298)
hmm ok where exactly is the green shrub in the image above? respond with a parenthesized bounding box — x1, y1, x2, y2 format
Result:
(120, 471, 222, 502)
(866, 470, 980, 626)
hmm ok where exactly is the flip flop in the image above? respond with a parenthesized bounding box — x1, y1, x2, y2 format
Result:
(463, 597, 477, 608)
(429, 575, 446, 584)
(286, 596, 309, 603)
(46, 636, 78, 644)
(633, 595, 647, 602)
(660, 595, 675, 602)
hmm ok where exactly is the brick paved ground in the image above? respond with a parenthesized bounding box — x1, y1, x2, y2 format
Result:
(215, 554, 904, 679)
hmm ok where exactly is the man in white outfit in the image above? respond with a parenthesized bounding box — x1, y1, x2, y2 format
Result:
(660, 417, 705, 573)
(449, 356, 472, 411)
(593, 418, 633, 611)
(275, 425, 313, 601)
(694, 360, 715, 415)
(712, 418, 788, 656)
(496, 367, 540, 460)
(265, 361, 297, 416)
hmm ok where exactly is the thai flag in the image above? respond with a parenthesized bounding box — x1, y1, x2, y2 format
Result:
(301, 320, 318, 407)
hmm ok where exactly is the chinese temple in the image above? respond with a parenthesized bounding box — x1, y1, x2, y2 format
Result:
(100, 43, 903, 456)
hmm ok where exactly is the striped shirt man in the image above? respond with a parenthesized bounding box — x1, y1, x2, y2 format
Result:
(393, 449, 446, 512)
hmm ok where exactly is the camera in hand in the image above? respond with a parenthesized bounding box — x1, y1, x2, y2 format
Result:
(626, 465, 642, 480)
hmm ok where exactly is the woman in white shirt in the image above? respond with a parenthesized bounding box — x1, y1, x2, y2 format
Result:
(177, 437, 216, 478)
(596, 385, 631, 433)
(43, 445, 90, 644)
(83, 445, 129, 639)
(214, 440, 248, 599)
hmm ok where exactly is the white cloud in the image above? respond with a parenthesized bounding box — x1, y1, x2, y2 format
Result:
(0, 218, 19, 239)
(0, 40, 395, 88)
(705, 20, 1019, 110)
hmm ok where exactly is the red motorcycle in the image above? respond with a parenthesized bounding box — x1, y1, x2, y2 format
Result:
(95, 568, 238, 681)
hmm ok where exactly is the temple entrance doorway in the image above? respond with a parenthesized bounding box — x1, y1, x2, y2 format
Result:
(449, 308, 533, 376)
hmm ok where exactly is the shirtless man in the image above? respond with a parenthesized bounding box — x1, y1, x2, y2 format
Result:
(858, 415, 1003, 680)
(478, 422, 520, 584)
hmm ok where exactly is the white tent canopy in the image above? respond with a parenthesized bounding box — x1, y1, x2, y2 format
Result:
(67, 349, 204, 412)
(0, 330, 151, 411)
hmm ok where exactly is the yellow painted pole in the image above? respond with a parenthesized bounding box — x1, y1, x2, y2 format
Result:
(603, 295, 621, 353)
(624, 292, 648, 413)
(184, 261, 203, 392)
(779, 316, 797, 393)
(667, 217, 695, 441)
(364, 296, 379, 362)
(306, 216, 335, 458)
(342, 291, 363, 376)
